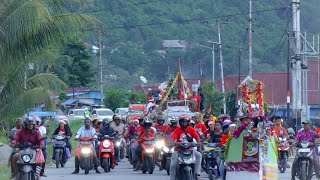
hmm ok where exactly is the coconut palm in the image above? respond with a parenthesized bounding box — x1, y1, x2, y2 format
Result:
(0, 0, 99, 121)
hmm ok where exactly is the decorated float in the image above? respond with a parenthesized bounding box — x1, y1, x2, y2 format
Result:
(225, 76, 278, 180)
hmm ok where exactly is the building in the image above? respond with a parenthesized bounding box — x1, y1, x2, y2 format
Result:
(55, 88, 104, 107)
(215, 60, 320, 105)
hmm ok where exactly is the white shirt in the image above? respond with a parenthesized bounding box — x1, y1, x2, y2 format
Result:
(38, 126, 47, 136)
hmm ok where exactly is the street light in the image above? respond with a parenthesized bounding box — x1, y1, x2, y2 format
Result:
(198, 41, 218, 83)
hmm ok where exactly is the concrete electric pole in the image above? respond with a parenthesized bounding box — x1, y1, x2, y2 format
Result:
(248, 0, 253, 77)
(217, 19, 227, 114)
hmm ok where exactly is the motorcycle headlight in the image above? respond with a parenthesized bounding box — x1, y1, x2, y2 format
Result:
(170, 147, 175, 153)
(103, 140, 110, 148)
(278, 137, 283, 141)
(282, 138, 287, 141)
(163, 146, 169, 153)
(116, 141, 121, 147)
(81, 148, 91, 154)
(22, 155, 31, 163)
(156, 140, 164, 149)
(145, 148, 155, 153)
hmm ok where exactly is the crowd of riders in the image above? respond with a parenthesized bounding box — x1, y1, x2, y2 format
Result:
(7, 107, 320, 179)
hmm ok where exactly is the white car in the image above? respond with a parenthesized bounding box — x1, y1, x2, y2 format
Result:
(91, 108, 114, 122)
(68, 109, 85, 121)
(115, 108, 128, 121)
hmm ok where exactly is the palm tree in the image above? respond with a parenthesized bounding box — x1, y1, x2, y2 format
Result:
(0, 0, 99, 121)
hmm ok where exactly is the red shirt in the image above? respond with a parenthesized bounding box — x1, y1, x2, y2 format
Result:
(154, 124, 169, 134)
(273, 126, 289, 138)
(189, 95, 201, 111)
(164, 126, 178, 136)
(315, 128, 320, 135)
(15, 129, 44, 147)
(204, 129, 212, 139)
(59, 128, 65, 135)
(136, 126, 144, 136)
(171, 126, 200, 143)
(195, 123, 207, 134)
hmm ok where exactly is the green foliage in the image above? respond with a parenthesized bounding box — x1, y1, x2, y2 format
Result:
(63, 40, 94, 87)
(226, 91, 237, 119)
(104, 89, 128, 111)
(201, 82, 223, 115)
(0, 0, 98, 122)
(127, 92, 147, 104)
(77, 0, 318, 90)
(0, 165, 10, 179)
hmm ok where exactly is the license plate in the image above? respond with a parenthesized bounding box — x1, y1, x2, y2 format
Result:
(298, 148, 311, 153)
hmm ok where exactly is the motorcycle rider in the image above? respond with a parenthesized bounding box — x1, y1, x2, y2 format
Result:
(170, 115, 202, 180)
(154, 115, 168, 135)
(52, 120, 71, 165)
(100, 119, 115, 137)
(273, 116, 289, 138)
(164, 117, 179, 137)
(110, 115, 126, 161)
(133, 117, 156, 171)
(194, 114, 207, 135)
(72, 118, 101, 174)
(92, 118, 103, 133)
(291, 120, 320, 180)
(11, 117, 44, 179)
(9, 118, 23, 144)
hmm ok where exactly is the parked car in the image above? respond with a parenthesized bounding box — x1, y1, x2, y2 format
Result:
(91, 108, 114, 122)
(68, 109, 85, 121)
(115, 108, 128, 121)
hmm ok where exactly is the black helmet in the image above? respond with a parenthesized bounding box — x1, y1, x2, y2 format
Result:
(103, 118, 110, 127)
(24, 116, 36, 127)
(178, 115, 190, 127)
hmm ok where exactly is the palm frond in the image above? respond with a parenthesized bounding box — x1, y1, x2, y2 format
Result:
(27, 73, 68, 91)
(0, 87, 55, 119)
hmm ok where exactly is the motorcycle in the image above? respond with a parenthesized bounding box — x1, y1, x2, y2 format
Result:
(75, 137, 95, 174)
(98, 133, 115, 173)
(162, 143, 174, 175)
(278, 134, 289, 173)
(173, 142, 197, 180)
(15, 143, 42, 180)
(140, 135, 156, 174)
(114, 132, 125, 161)
(203, 142, 221, 180)
(52, 135, 68, 168)
(295, 141, 315, 180)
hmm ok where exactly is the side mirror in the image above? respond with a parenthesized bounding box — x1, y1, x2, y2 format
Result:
(69, 114, 73, 116)
(216, 138, 222, 143)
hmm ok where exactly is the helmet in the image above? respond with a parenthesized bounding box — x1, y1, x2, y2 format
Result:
(218, 114, 230, 120)
(190, 120, 195, 125)
(168, 117, 177, 125)
(178, 115, 190, 127)
(103, 118, 110, 127)
(24, 116, 36, 126)
(223, 120, 232, 127)
(143, 117, 153, 129)
(157, 115, 165, 123)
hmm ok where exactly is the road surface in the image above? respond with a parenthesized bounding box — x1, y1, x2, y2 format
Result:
(41, 157, 314, 180)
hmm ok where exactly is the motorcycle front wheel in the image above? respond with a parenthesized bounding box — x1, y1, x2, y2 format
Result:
(182, 166, 193, 180)
(147, 156, 155, 174)
(55, 151, 61, 168)
(103, 158, 111, 173)
(208, 169, 217, 180)
(300, 162, 307, 180)
(279, 154, 287, 173)
(166, 158, 171, 175)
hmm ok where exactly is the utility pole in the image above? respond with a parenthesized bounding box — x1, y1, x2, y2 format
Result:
(248, 0, 253, 77)
(287, 32, 292, 127)
(212, 43, 215, 82)
(217, 19, 227, 114)
(292, 0, 302, 124)
(99, 30, 104, 106)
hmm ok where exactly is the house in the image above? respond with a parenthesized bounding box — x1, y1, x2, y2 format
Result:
(59, 89, 104, 107)
(162, 40, 188, 50)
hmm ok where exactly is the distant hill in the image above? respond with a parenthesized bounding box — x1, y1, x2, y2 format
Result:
(77, 0, 319, 89)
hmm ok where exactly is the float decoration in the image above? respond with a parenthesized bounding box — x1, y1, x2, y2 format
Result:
(225, 76, 278, 180)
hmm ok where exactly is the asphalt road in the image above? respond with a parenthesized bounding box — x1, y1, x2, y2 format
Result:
(41, 157, 315, 180)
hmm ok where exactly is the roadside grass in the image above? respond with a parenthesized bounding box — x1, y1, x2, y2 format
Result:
(0, 165, 10, 179)
(0, 129, 9, 144)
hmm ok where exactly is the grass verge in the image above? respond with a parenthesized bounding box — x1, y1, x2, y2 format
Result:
(0, 165, 10, 179)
